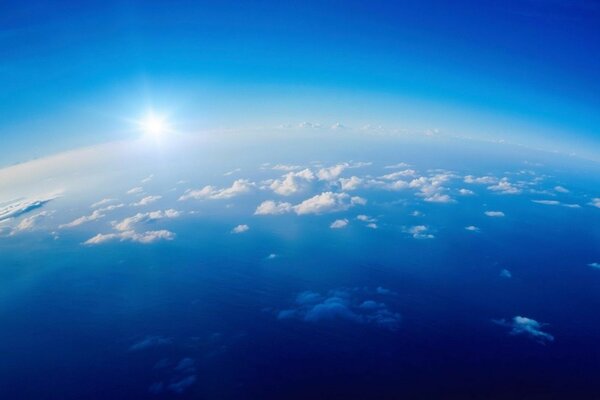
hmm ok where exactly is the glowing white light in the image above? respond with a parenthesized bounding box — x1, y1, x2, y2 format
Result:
(139, 113, 169, 138)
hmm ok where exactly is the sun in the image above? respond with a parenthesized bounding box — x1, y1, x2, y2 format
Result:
(138, 112, 170, 138)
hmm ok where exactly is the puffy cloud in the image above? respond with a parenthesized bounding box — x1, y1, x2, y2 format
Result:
(254, 200, 293, 215)
(269, 169, 314, 196)
(405, 225, 434, 239)
(589, 198, 600, 208)
(127, 186, 143, 195)
(532, 199, 560, 206)
(231, 224, 249, 234)
(272, 164, 302, 171)
(60, 203, 124, 228)
(465, 225, 480, 232)
(330, 219, 349, 229)
(293, 192, 365, 215)
(423, 193, 454, 203)
(132, 195, 162, 207)
(339, 176, 363, 191)
(485, 211, 505, 217)
(114, 209, 180, 232)
(493, 316, 554, 344)
(409, 173, 455, 203)
(588, 262, 600, 270)
(458, 188, 474, 196)
(317, 164, 348, 181)
(366, 223, 378, 229)
(356, 214, 376, 222)
(277, 289, 401, 332)
(464, 175, 497, 184)
(179, 179, 253, 201)
(84, 229, 175, 245)
(487, 178, 522, 195)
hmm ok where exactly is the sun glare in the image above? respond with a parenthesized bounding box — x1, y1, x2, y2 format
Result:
(138, 112, 170, 138)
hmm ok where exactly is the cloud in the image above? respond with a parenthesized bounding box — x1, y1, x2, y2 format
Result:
(0, 195, 57, 222)
(487, 178, 522, 195)
(532, 199, 560, 206)
(317, 164, 348, 181)
(132, 195, 162, 207)
(231, 224, 249, 234)
(464, 175, 497, 184)
(379, 169, 417, 180)
(168, 375, 197, 394)
(459, 188, 474, 196)
(366, 223, 378, 229)
(588, 262, 600, 270)
(141, 174, 154, 183)
(91, 198, 116, 208)
(356, 214, 376, 223)
(10, 211, 53, 235)
(223, 168, 241, 176)
(60, 203, 125, 229)
(269, 169, 314, 196)
(254, 200, 293, 215)
(272, 164, 302, 171)
(330, 219, 349, 229)
(405, 225, 434, 239)
(589, 198, 600, 208)
(384, 162, 410, 169)
(114, 209, 180, 232)
(493, 316, 554, 344)
(150, 357, 197, 395)
(499, 269, 512, 278)
(129, 335, 172, 351)
(84, 229, 175, 245)
(277, 288, 401, 332)
(423, 193, 455, 203)
(465, 225, 480, 232)
(554, 186, 569, 193)
(485, 211, 505, 217)
(127, 186, 143, 195)
(339, 176, 363, 191)
(293, 192, 366, 215)
(179, 179, 253, 201)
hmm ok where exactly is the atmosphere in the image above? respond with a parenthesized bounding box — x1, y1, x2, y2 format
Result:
(2, 2, 600, 399)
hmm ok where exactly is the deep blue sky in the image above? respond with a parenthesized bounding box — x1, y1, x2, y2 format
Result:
(1, 0, 600, 163)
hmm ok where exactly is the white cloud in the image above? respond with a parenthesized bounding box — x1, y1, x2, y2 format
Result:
(0, 194, 58, 222)
(464, 175, 497, 184)
(465, 225, 480, 232)
(127, 186, 143, 195)
(384, 162, 410, 169)
(356, 215, 376, 223)
(179, 179, 253, 200)
(254, 200, 293, 215)
(272, 164, 302, 171)
(405, 225, 434, 239)
(231, 224, 249, 234)
(317, 164, 348, 181)
(339, 176, 363, 191)
(84, 229, 175, 245)
(330, 219, 349, 229)
(269, 169, 314, 196)
(532, 199, 560, 206)
(588, 262, 600, 270)
(11, 211, 53, 234)
(459, 188, 474, 196)
(379, 169, 417, 180)
(223, 168, 241, 176)
(132, 195, 162, 207)
(293, 192, 365, 215)
(366, 223, 378, 229)
(590, 198, 600, 208)
(494, 316, 554, 344)
(60, 203, 124, 229)
(91, 198, 116, 208)
(487, 178, 522, 195)
(485, 211, 505, 217)
(141, 174, 154, 183)
(423, 193, 454, 203)
(114, 209, 180, 232)
(554, 186, 569, 193)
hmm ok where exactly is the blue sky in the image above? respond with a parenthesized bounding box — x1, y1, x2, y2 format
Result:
(2, 0, 600, 164)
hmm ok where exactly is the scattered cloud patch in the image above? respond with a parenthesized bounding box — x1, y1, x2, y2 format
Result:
(588, 262, 600, 270)
(487, 178, 522, 195)
(231, 224, 249, 234)
(132, 195, 162, 207)
(589, 198, 600, 208)
(269, 169, 314, 196)
(554, 186, 569, 193)
(91, 198, 116, 208)
(405, 225, 434, 239)
(293, 192, 365, 215)
(499, 269, 512, 278)
(277, 288, 401, 332)
(114, 209, 180, 232)
(465, 225, 480, 232)
(11, 211, 53, 235)
(0, 195, 57, 222)
(330, 219, 349, 229)
(459, 188, 475, 196)
(485, 211, 505, 217)
(127, 186, 143, 195)
(339, 176, 363, 191)
(129, 335, 172, 352)
(494, 316, 554, 344)
(84, 229, 175, 245)
(179, 179, 253, 201)
(254, 200, 293, 215)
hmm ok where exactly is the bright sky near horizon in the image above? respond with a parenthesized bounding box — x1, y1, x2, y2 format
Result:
(1, 0, 600, 164)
